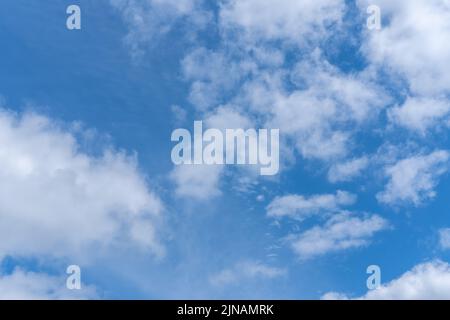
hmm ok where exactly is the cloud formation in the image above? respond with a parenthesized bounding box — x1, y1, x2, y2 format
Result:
(110, 0, 210, 58)
(290, 212, 388, 259)
(0, 109, 164, 260)
(323, 261, 450, 300)
(377, 150, 449, 206)
(267, 191, 356, 219)
(0, 269, 97, 300)
(209, 261, 286, 287)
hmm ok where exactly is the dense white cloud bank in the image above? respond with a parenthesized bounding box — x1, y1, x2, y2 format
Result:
(0, 109, 164, 260)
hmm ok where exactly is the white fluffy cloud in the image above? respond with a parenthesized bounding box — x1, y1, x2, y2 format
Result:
(170, 106, 254, 201)
(290, 212, 388, 259)
(266, 191, 356, 219)
(170, 164, 223, 200)
(267, 52, 389, 161)
(220, 0, 345, 44)
(205, 105, 253, 131)
(209, 261, 286, 287)
(0, 269, 97, 300)
(389, 97, 450, 134)
(328, 157, 369, 183)
(0, 109, 164, 260)
(184, 48, 388, 161)
(360, 0, 450, 96)
(377, 150, 449, 206)
(323, 261, 450, 300)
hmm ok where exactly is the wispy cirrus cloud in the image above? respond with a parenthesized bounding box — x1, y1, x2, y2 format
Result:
(209, 261, 286, 287)
(110, 0, 211, 58)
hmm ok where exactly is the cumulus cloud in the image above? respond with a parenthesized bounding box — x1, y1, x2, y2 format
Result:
(290, 212, 388, 259)
(323, 261, 450, 300)
(0, 269, 97, 300)
(220, 0, 345, 44)
(267, 52, 389, 161)
(328, 157, 369, 183)
(205, 105, 253, 131)
(170, 165, 223, 201)
(0, 109, 164, 260)
(389, 97, 450, 134)
(170, 106, 255, 201)
(266, 191, 356, 219)
(289, 54, 389, 124)
(377, 150, 450, 206)
(183, 47, 389, 162)
(105, 0, 450, 289)
(360, 0, 450, 96)
(209, 261, 286, 287)
(174, 3, 393, 208)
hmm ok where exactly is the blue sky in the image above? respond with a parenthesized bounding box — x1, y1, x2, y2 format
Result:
(1, 0, 450, 299)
